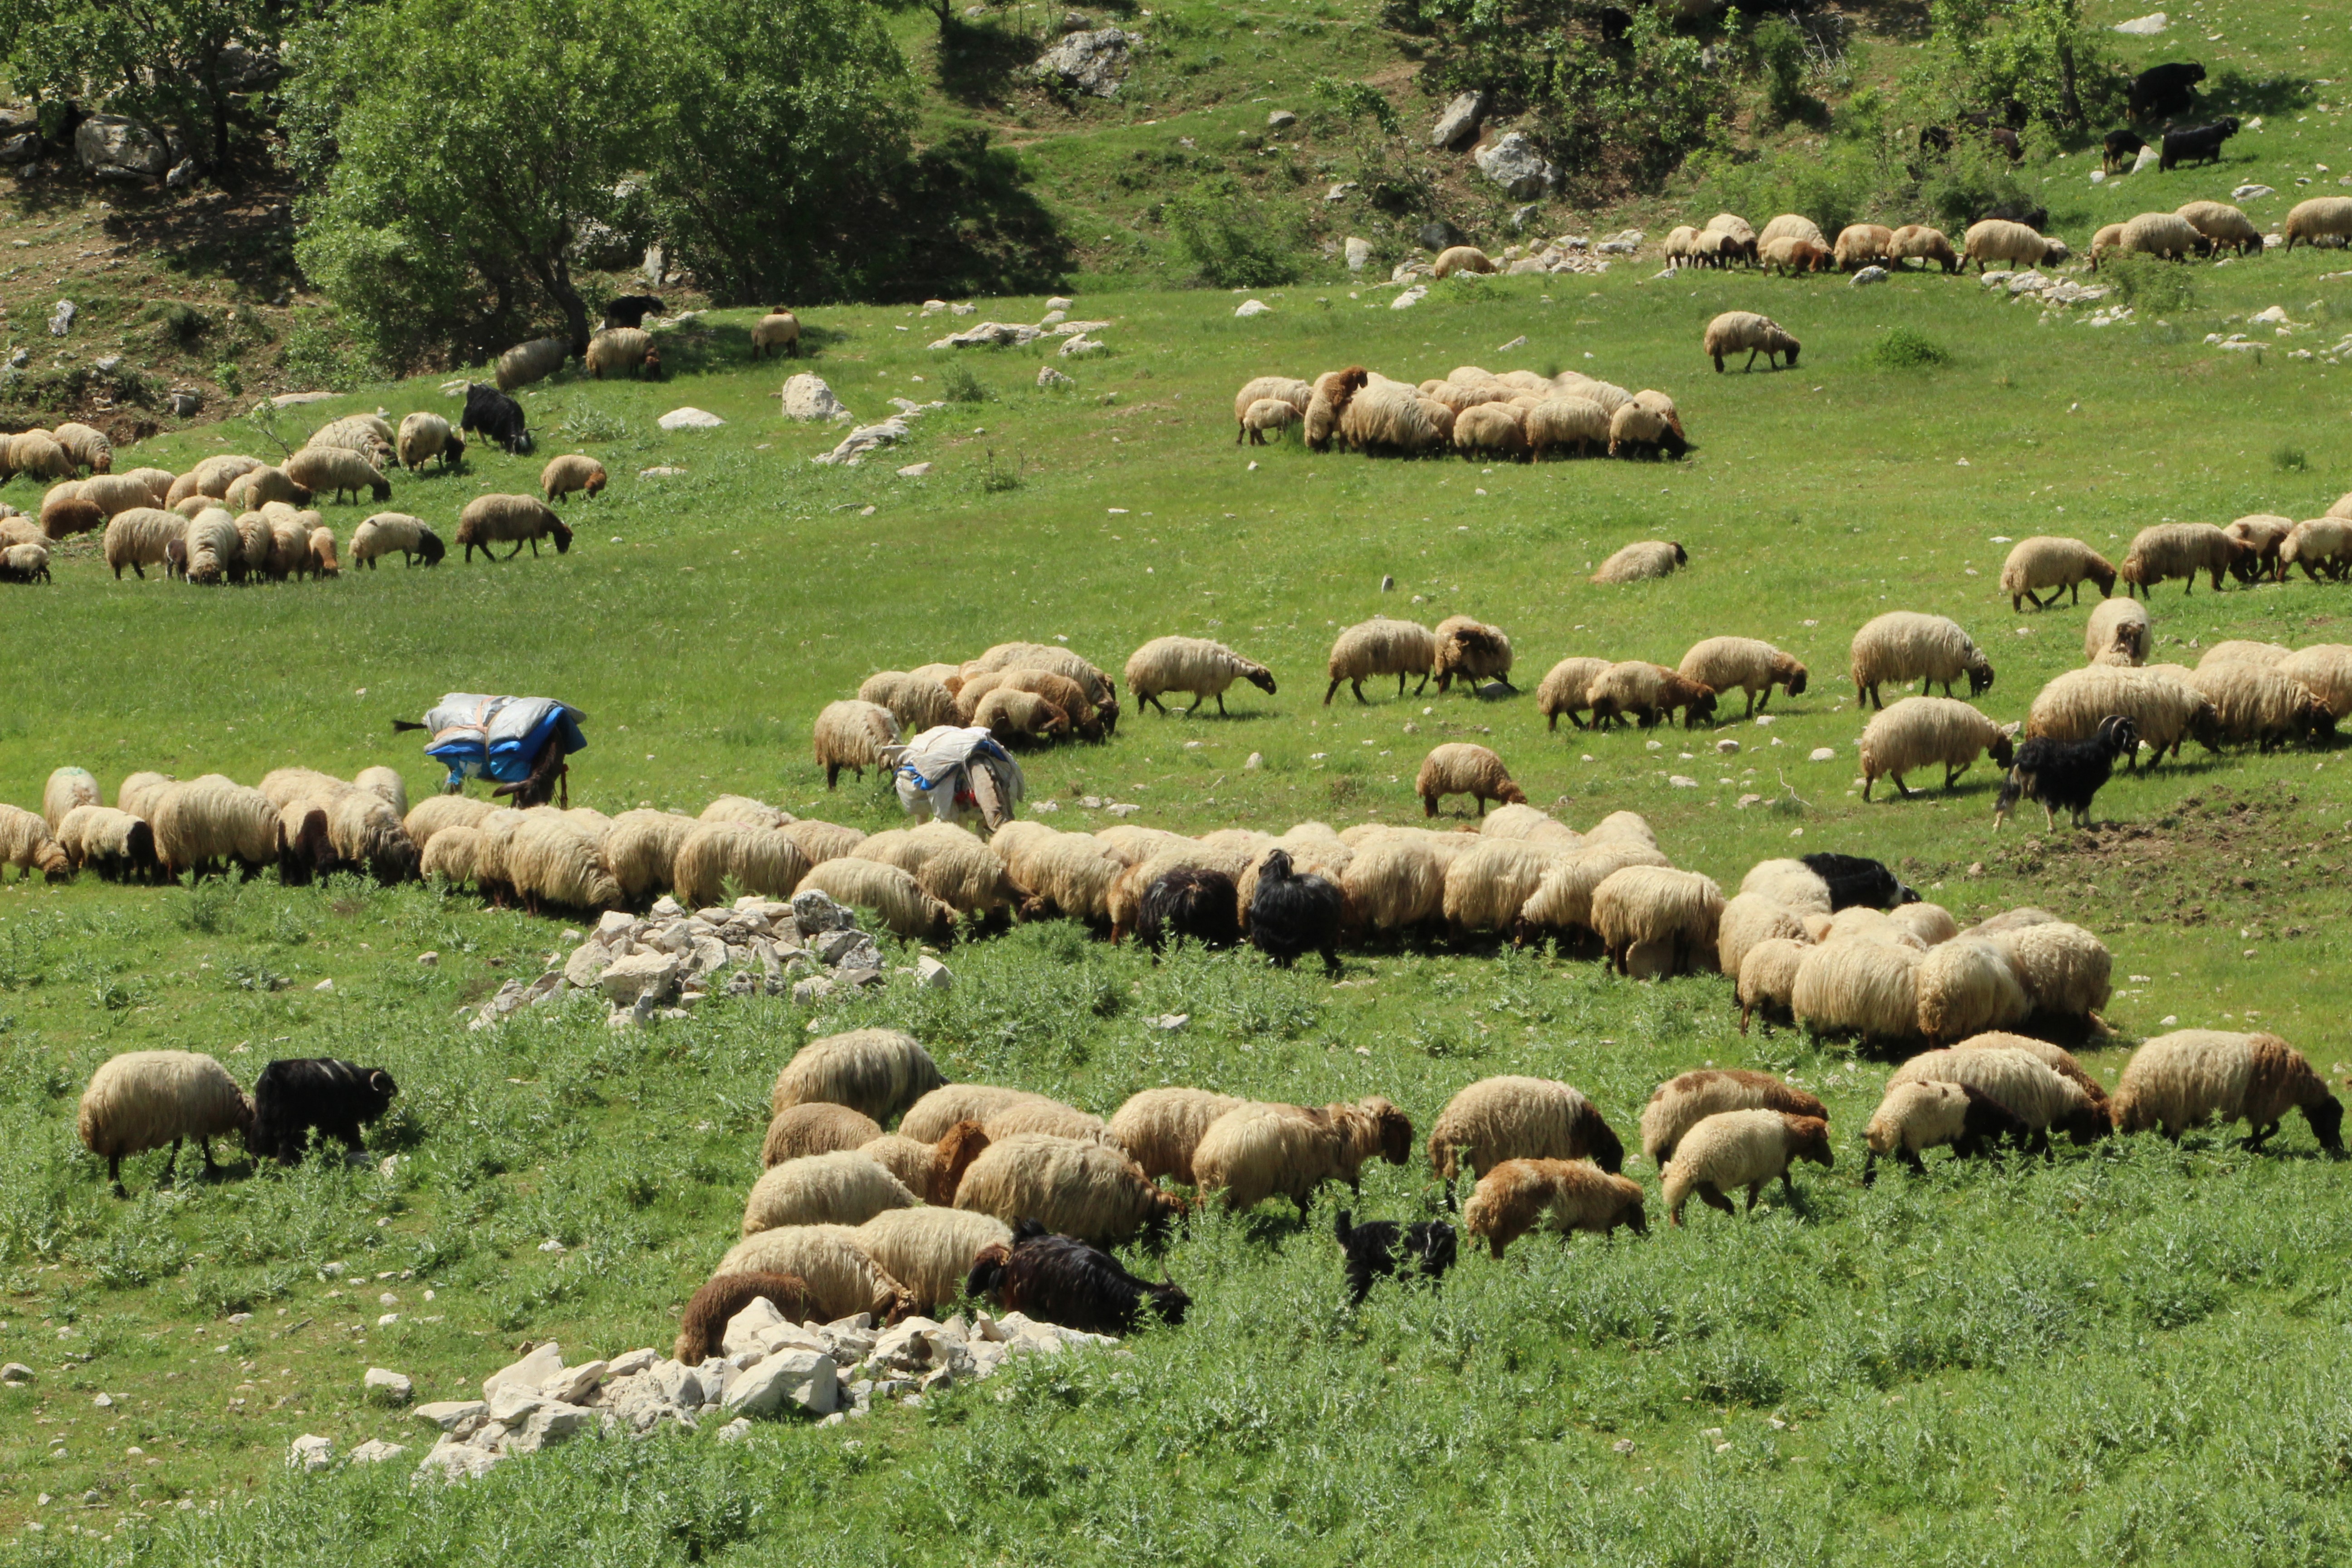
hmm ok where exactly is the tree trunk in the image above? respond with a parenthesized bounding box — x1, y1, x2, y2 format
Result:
(2056, 37, 2082, 129)
(544, 257, 591, 357)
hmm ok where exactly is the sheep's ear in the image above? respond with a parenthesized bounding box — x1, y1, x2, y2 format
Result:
(1999, 721, 2022, 736)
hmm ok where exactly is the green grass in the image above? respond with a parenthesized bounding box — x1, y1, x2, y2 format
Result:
(11, 154, 2352, 1561)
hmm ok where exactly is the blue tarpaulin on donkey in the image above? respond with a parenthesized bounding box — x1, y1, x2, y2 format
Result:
(403, 694, 587, 803)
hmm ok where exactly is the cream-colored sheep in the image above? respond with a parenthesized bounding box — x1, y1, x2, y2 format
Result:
(1738, 858, 1832, 914)
(751, 312, 801, 359)
(1432, 245, 1497, 278)
(1232, 376, 1313, 431)
(671, 821, 811, 907)
(2112, 1030, 2343, 1150)
(2283, 196, 2352, 250)
(1791, 939, 1921, 1045)
(150, 775, 280, 877)
(1985, 919, 2111, 1029)
(1963, 218, 2065, 270)
(2083, 596, 2151, 666)
(1913, 937, 2031, 1045)
(1536, 656, 1612, 730)
(1833, 223, 1894, 270)
(584, 327, 657, 379)
(954, 1132, 1181, 1243)
(76, 1050, 253, 1187)
(1849, 611, 1993, 707)
(1889, 1047, 2107, 1149)
(2000, 536, 2117, 612)
(1676, 636, 1803, 716)
(1518, 840, 1672, 937)
(1858, 696, 2017, 800)
(1427, 1076, 1622, 1180)
(1325, 617, 1436, 704)
(760, 1102, 885, 1167)
(770, 1028, 946, 1123)
(282, 446, 389, 505)
(901, 1084, 1047, 1144)
(1585, 661, 1717, 728)
(102, 507, 186, 579)
(857, 671, 959, 734)
(1524, 396, 1612, 458)
(1191, 1097, 1412, 1214)
(796, 856, 955, 940)
(2176, 200, 2262, 256)
(496, 336, 570, 391)
(456, 493, 571, 561)
(1416, 743, 1527, 817)
(1737, 939, 1810, 1032)
(812, 700, 898, 788)
(1591, 540, 1688, 585)
(2119, 211, 2210, 260)
(541, 454, 608, 502)
(2283, 516, 2352, 582)
(397, 411, 462, 471)
(1108, 1088, 1247, 1184)
(2025, 665, 2218, 764)
(852, 1208, 1013, 1310)
(2185, 661, 2333, 751)
(0, 803, 69, 882)
(2120, 523, 2244, 598)
(1441, 837, 1558, 938)
(710, 1225, 914, 1323)
(1239, 398, 1299, 445)
(740, 1150, 920, 1235)
(1715, 892, 1811, 979)
(1123, 636, 1277, 717)
(1661, 1109, 1832, 1225)
(1590, 865, 1724, 978)
(43, 766, 98, 832)
(1863, 1081, 2019, 1181)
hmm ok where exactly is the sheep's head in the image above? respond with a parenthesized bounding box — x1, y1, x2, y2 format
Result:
(2057, 1099, 2110, 1146)
(1143, 1277, 1192, 1327)
(1246, 667, 1278, 695)
(549, 519, 573, 554)
(642, 347, 662, 379)
(932, 1120, 991, 1205)
(2186, 700, 2225, 754)
(2303, 1094, 2345, 1153)
(1611, 1180, 1649, 1235)
(1787, 1115, 1835, 1168)
(1366, 1097, 1413, 1165)
(2086, 559, 2118, 596)
(1494, 779, 1529, 806)
(1581, 1106, 1626, 1174)
(1259, 848, 1294, 885)
(1988, 727, 2017, 770)
(1959, 1084, 2031, 1146)
(35, 841, 69, 882)
(1966, 655, 1995, 696)
(1682, 685, 1719, 729)
(418, 530, 447, 565)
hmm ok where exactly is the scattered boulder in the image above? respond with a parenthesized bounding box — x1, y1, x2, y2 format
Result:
(1033, 29, 1131, 98)
(657, 407, 726, 430)
(1475, 132, 1556, 200)
(348, 1440, 408, 1465)
(288, 1435, 335, 1473)
(1850, 265, 1890, 287)
(1345, 237, 1373, 271)
(74, 115, 169, 182)
(1431, 91, 1486, 151)
(363, 1368, 414, 1405)
(1267, 110, 1296, 130)
(1234, 299, 1272, 318)
(781, 374, 852, 422)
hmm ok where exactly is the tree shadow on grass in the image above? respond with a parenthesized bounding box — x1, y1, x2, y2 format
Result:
(934, 18, 1049, 109)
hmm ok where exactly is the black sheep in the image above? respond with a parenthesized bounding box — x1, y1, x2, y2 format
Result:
(1994, 715, 2138, 832)
(275, 805, 345, 887)
(250, 1058, 399, 1165)
(1985, 126, 2024, 162)
(1974, 199, 2049, 234)
(87, 818, 163, 884)
(2130, 61, 2206, 123)
(965, 1218, 1190, 1336)
(1246, 849, 1343, 975)
(1798, 852, 1919, 911)
(1333, 1208, 1458, 1306)
(600, 294, 666, 330)
(2160, 117, 2239, 172)
(460, 382, 533, 456)
(1137, 866, 1241, 953)
(2102, 128, 2147, 171)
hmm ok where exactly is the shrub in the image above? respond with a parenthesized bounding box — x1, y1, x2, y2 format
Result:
(1162, 176, 1304, 288)
(2106, 253, 2197, 314)
(939, 360, 994, 403)
(1862, 327, 1952, 370)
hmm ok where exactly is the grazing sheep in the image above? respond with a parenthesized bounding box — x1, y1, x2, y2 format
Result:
(456, 494, 572, 561)
(1759, 236, 1832, 274)
(1432, 245, 1496, 278)
(2220, 514, 2294, 583)
(541, 455, 608, 502)
(584, 327, 659, 379)
(1833, 223, 1895, 270)
(460, 382, 533, 456)
(1661, 1110, 1832, 1225)
(858, 671, 959, 734)
(402, 794, 495, 850)
(2088, 222, 2127, 271)
(43, 766, 98, 832)
(220, 466, 309, 514)
(1109, 1089, 1246, 1184)
(769, 1028, 946, 1124)
(2176, 200, 2262, 257)
(1863, 1081, 2030, 1181)
(779, 818, 865, 867)
(396, 412, 464, 471)
(51, 422, 112, 474)
(249, 1059, 398, 1165)
(281, 446, 390, 505)
(2283, 196, 2352, 251)
(1983, 920, 2111, 1037)
(1324, 617, 1436, 704)
(1849, 611, 1994, 707)
(349, 513, 445, 568)
(1238, 397, 1300, 445)
(1518, 839, 1672, 939)
(1758, 213, 1827, 249)
(1452, 402, 1529, 461)
(1586, 661, 1718, 729)
(673, 816, 810, 905)
(1914, 938, 2032, 1046)
(901, 1084, 1048, 1145)
(1123, 636, 1277, 718)
(1431, 615, 1514, 693)
(1715, 892, 1812, 982)
(2185, 662, 2335, 751)
(1737, 939, 1810, 1032)
(1890, 1047, 2108, 1152)
(851, 1209, 1014, 1311)
(101, 507, 186, 579)
(495, 336, 570, 392)
(2118, 210, 2213, 262)
(972, 687, 1069, 744)
(1524, 396, 1612, 458)
(1639, 1070, 1825, 1167)
(1464, 1158, 1647, 1256)
(672, 1272, 826, 1363)
(1953, 1032, 2107, 1106)
(150, 775, 280, 878)
(797, 856, 954, 941)
(59, 806, 162, 882)
(811, 700, 899, 787)
(1703, 213, 1758, 264)
(76, 1050, 253, 1190)
(1333, 1209, 1457, 1305)
(1886, 225, 1960, 273)
(955, 1132, 1181, 1243)
(1338, 382, 1455, 456)
(2113, 1030, 2344, 1151)
(7, 432, 75, 481)
(712, 1225, 919, 1324)
(1192, 1097, 1412, 1216)
(1247, 848, 1344, 972)
(760, 1102, 885, 1167)
(1858, 696, 2017, 800)
(2120, 523, 2244, 597)
(2000, 537, 2117, 611)
(1792, 939, 1922, 1047)
(997, 827, 1122, 922)
(1232, 376, 1313, 436)
(2083, 597, 2151, 666)
(1963, 218, 2066, 271)
(1136, 865, 1243, 952)
(741, 1151, 920, 1236)
(1440, 838, 1557, 940)
(2277, 645, 2352, 719)
(1591, 865, 1725, 979)
(1429, 1076, 1623, 1180)
(40, 492, 103, 542)
(1591, 540, 1688, 584)
(501, 813, 619, 911)
(967, 1217, 1191, 1333)
(1335, 833, 1452, 934)
(1739, 858, 1833, 914)
(80, 473, 172, 519)
(0, 804, 69, 882)
(1703, 311, 1800, 373)
(1677, 637, 1803, 717)
(1537, 656, 1612, 730)
(2283, 515, 2352, 582)
(1416, 743, 1527, 817)
(2027, 665, 2217, 764)
(116, 772, 176, 818)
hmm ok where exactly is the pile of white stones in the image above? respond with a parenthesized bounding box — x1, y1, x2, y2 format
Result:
(468, 889, 950, 1033)
(1980, 270, 2112, 308)
(294, 1305, 1119, 1483)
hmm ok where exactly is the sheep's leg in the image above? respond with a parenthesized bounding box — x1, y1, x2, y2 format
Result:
(1215, 693, 1228, 715)
(1698, 1184, 1735, 1216)
(1322, 678, 1340, 706)
(108, 1153, 123, 1190)
(1744, 1181, 1764, 1214)
(1743, 348, 1760, 372)
(825, 762, 842, 789)
(1413, 673, 1430, 695)
(160, 1138, 183, 1184)
(505, 540, 527, 561)
(1861, 1150, 1877, 1186)
(1352, 679, 1369, 705)
(1902, 1148, 1926, 1175)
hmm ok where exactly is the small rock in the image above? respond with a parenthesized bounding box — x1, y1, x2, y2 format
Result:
(916, 955, 954, 990)
(412, 1400, 488, 1435)
(1234, 299, 1272, 318)
(539, 1359, 608, 1406)
(168, 391, 201, 416)
(780, 373, 851, 422)
(897, 461, 933, 476)
(598, 950, 681, 1004)
(1155, 1013, 1190, 1032)
(1431, 91, 1486, 151)
(1345, 237, 1373, 271)
(313, 978, 335, 993)
(1267, 110, 1296, 129)
(483, 1343, 566, 1402)
(1037, 365, 1074, 389)
(166, 157, 200, 190)
(416, 951, 438, 966)
(92, 1392, 113, 1409)
(793, 975, 836, 1005)
(1809, 747, 1837, 762)
(1245, 752, 1263, 770)
(2234, 183, 2275, 201)
(288, 1435, 335, 1473)
(1850, 265, 1889, 287)
(2131, 144, 2161, 175)
(363, 1368, 414, 1404)
(657, 407, 726, 430)
(715, 1417, 755, 1444)
(725, 1348, 840, 1418)
(2110, 10, 2167, 34)
(1612, 1439, 1636, 1454)
(348, 1439, 408, 1464)
(1, 1363, 31, 1385)
(1391, 284, 1428, 310)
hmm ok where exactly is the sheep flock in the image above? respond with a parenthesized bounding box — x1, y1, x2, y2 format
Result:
(1231, 366, 1689, 461)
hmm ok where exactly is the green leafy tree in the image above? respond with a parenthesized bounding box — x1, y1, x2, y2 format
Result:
(1916, 0, 2116, 129)
(0, 0, 319, 168)
(289, 0, 667, 364)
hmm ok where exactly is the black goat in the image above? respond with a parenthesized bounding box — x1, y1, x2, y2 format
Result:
(2160, 117, 2239, 172)
(1137, 867, 1241, 953)
(2102, 128, 2147, 171)
(250, 1059, 399, 1165)
(1247, 849, 1343, 974)
(2130, 61, 2205, 123)
(965, 1218, 1190, 1335)
(1334, 1207, 1458, 1306)
(600, 294, 666, 330)
(460, 382, 533, 456)
(1985, 126, 2024, 162)
(1798, 852, 1919, 911)
(1995, 715, 2138, 831)
(1975, 199, 2049, 234)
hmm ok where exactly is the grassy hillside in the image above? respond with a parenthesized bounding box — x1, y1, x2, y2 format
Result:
(5, 211, 2352, 1563)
